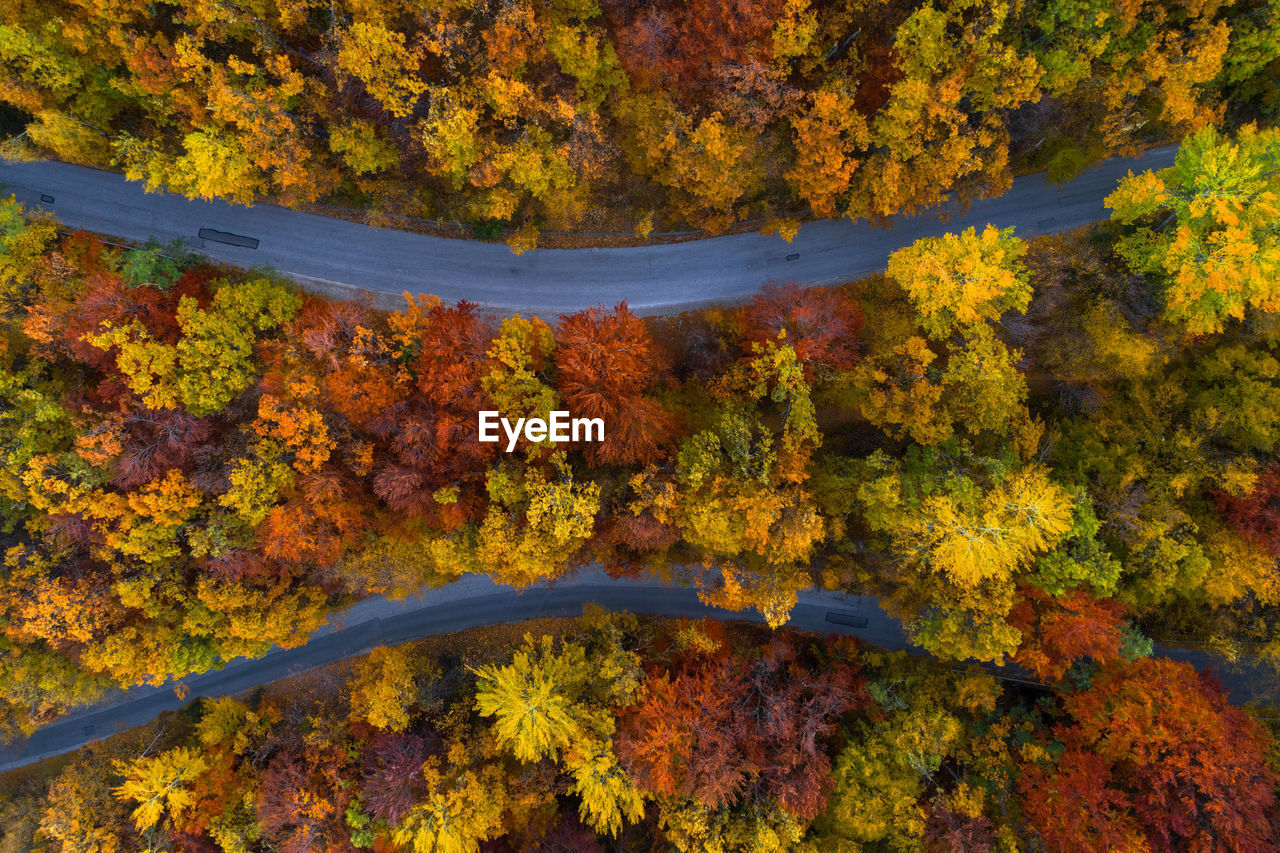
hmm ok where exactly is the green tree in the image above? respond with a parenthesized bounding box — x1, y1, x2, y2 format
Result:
(0, 196, 57, 311)
(858, 443, 1074, 661)
(1107, 124, 1280, 333)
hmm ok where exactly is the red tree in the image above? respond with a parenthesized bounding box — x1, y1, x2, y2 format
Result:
(617, 633, 863, 818)
(1009, 587, 1127, 681)
(606, 0, 788, 104)
(360, 730, 439, 826)
(924, 803, 997, 853)
(112, 406, 215, 489)
(1019, 658, 1277, 853)
(412, 301, 496, 409)
(1214, 464, 1280, 556)
(261, 471, 366, 568)
(256, 737, 356, 853)
(741, 283, 864, 378)
(555, 303, 676, 466)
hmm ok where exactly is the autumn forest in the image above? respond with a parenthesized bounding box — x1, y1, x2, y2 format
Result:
(4, 0, 1280, 848)
(1, 0, 1277, 243)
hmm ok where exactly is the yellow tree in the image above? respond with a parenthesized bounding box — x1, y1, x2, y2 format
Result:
(859, 445, 1074, 662)
(337, 23, 427, 119)
(482, 315, 560, 454)
(392, 758, 508, 853)
(475, 456, 600, 586)
(812, 658, 1000, 850)
(638, 340, 826, 626)
(659, 799, 806, 853)
(118, 129, 266, 205)
(849, 0, 1041, 220)
(0, 196, 57, 311)
(472, 635, 588, 763)
(785, 88, 869, 218)
(621, 97, 764, 232)
(850, 336, 953, 446)
(39, 762, 131, 853)
(87, 469, 203, 567)
(348, 645, 427, 733)
(886, 225, 1032, 339)
(1029, 0, 1229, 151)
(1106, 124, 1280, 333)
(113, 746, 209, 832)
(86, 279, 299, 416)
(566, 737, 647, 836)
(218, 446, 294, 528)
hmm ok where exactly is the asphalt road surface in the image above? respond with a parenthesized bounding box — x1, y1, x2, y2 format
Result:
(0, 147, 1176, 317)
(0, 573, 911, 771)
(1, 569, 1273, 772)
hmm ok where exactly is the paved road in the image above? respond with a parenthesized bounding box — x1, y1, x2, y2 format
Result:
(0, 572, 911, 771)
(0, 148, 1176, 317)
(2, 568, 1273, 772)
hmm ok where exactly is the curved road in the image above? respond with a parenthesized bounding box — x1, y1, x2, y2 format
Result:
(1, 569, 1273, 772)
(0, 148, 1175, 316)
(0, 572, 910, 772)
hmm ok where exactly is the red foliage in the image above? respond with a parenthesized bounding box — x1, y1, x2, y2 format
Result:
(1214, 464, 1280, 556)
(360, 731, 439, 826)
(1019, 658, 1278, 853)
(606, 0, 788, 105)
(1021, 748, 1143, 852)
(617, 633, 864, 818)
(175, 746, 237, 838)
(741, 283, 864, 378)
(257, 738, 357, 853)
(646, 313, 733, 383)
(372, 464, 432, 516)
(112, 406, 215, 489)
(293, 297, 373, 366)
(57, 232, 119, 277)
(606, 510, 680, 554)
(412, 301, 496, 409)
(555, 303, 677, 466)
(171, 265, 221, 297)
(371, 402, 492, 526)
(198, 547, 288, 584)
(287, 298, 408, 435)
(852, 46, 903, 116)
(530, 813, 607, 853)
(924, 802, 997, 853)
(348, 302, 501, 518)
(324, 360, 403, 432)
(261, 472, 367, 567)
(1008, 587, 1127, 681)
(54, 274, 168, 368)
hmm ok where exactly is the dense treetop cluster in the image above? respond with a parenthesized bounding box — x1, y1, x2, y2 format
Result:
(2, 615, 1276, 852)
(1, 0, 1277, 243)
(3, 1, 1280, 846)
